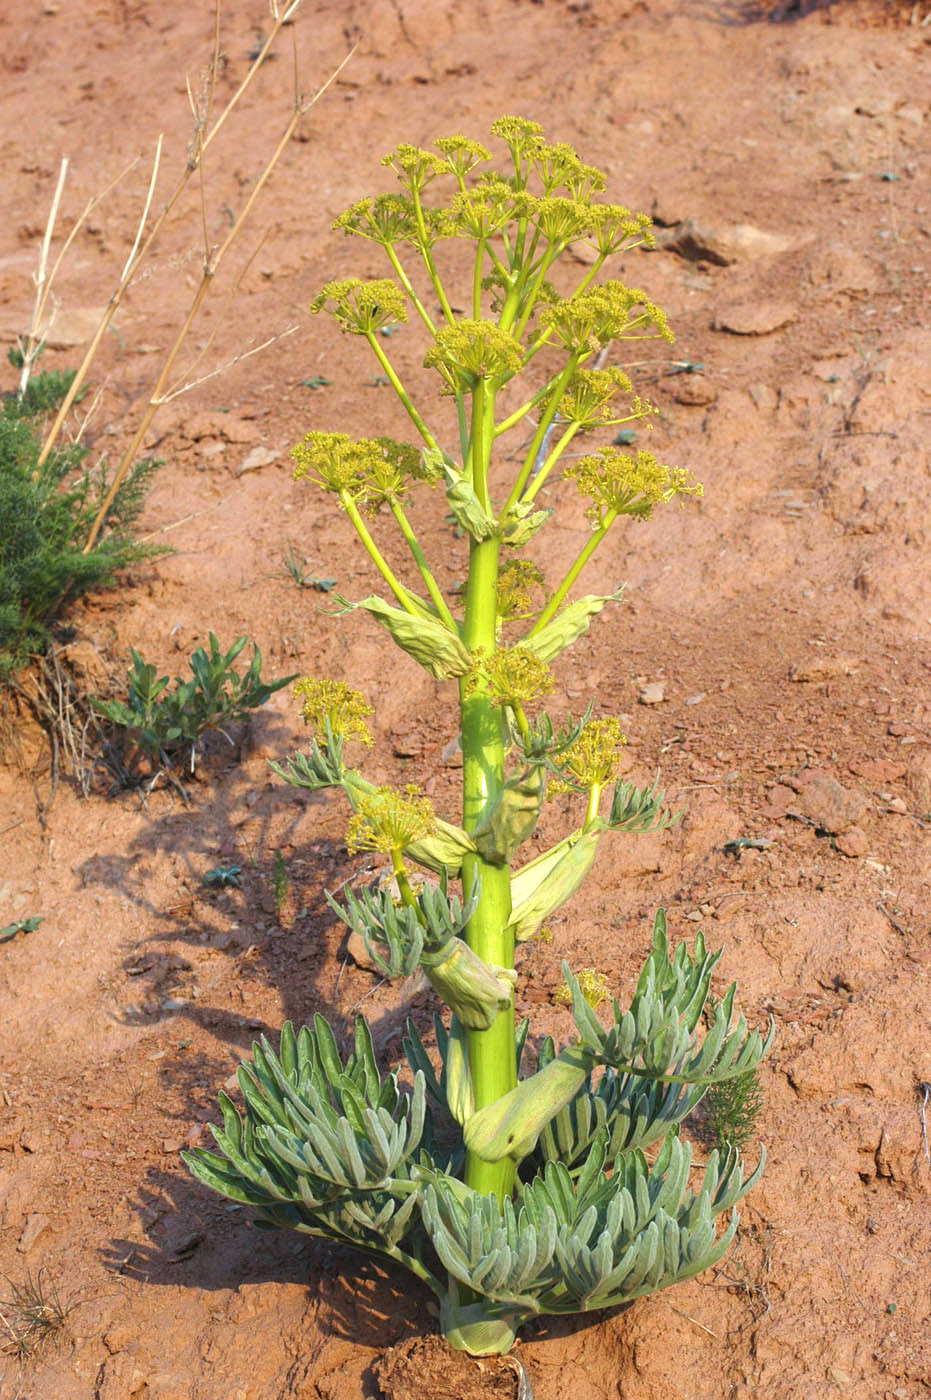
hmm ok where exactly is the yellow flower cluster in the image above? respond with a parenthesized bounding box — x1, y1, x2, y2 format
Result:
(558, 367, 634, 430)
(381, 143, 450, 193)
(435, 135, 491, 181)
(565, 449, 703, 525)
(345, 784, 436, 856)
(470, 645, 555, 709)
(423, 319, 524, 392)
(292, 432, 432, 508)
(293, 677, 373, 746)
(550, 717, 627, 795)
(311, 278, 408, 335)
(541, 282, 673, 353)
(496, 559, 546, 621)
(333, 194, 418, 247)
(554, 967, 611, 1010)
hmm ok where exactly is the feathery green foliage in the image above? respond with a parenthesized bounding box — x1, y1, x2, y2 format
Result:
(0, 366, 162, 679)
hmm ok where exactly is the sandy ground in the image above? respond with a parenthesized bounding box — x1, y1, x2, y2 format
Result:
(1, 1, 930, 1396)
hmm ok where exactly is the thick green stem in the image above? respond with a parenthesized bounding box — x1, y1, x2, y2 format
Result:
(459, 382, 516, 1201)
(584, 783, 602, 831)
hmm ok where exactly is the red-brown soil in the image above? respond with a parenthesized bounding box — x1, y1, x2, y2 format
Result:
(1, 1, 930, 1397)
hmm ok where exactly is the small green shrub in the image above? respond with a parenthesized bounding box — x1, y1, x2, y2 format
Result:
(94, 633, 296, 773)
(0, 366, 163, 679)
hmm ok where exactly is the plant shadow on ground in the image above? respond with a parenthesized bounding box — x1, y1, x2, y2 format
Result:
(78, 715, 449, 1320)
(100, 1164, 428, 1350)
(691, 0, 906, 23)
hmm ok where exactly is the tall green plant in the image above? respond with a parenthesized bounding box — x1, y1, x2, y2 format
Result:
(186, 119, 771, 1356)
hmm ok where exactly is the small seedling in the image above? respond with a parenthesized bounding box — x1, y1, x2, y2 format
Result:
(94, 633, 295, 777)
(700, 1068, 765, 1153)
(279, 547, 337, 591)
(0, 1269, 78, 1363)
(299, 375, 332, 389)
(0, 916, 44, 944)
(272, 848, 289, 912)
(204, 864, 242, 889)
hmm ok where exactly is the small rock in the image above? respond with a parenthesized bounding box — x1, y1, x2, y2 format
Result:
(789, 655, 861, 683)
(906, 750, 931, 814)
(828, 1365, 853, 1386)
(638, 681, 665, 705)
(566, 239, 600, 265)
(671, 375, 717, 406)
(713, 301, 798, 336)
(885, 796, 907, 814)
(848, 759, 906, 784)
(748, 382, 778, 412)
(346, 929, 376, 971)
(18, 1212, 51, 1252)
(235, 445, 280, 477)
(653, 219, 794, 266)
(835, 827, 868, 858)
(789, 770, 868, 834)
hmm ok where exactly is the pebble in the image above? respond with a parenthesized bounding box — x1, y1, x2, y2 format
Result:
(236, 445, 280, 477)
(17, 1212, 51, 1252)
(787, 770, 868, 834)
(638, 681, 665, 705)
(713, 301, 798, 336)
(652, 219, 794, 266)
(671, 376, 717, 406)
(835, 827, 868, 859)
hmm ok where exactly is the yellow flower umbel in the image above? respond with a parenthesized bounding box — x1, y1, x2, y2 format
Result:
(550, 716, 627, 827)
(311, 278, 409, 336)
(554, 966, 610, 1010)
(333, 194, 419, 247)
(293, 678, 373, 747)
(346, 784, 437, 858)
(496, 560, 546, 623)
(565, 449, 703, 526)
(471, 645, 555, 711)
(291, 431, 368, 496)
(540, 283, 673, 354)
(424, 320, 524, 393)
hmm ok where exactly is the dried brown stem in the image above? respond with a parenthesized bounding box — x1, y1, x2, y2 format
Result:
(81, 40, 355, 553)
(37, 0, 314, 474)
